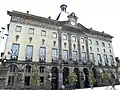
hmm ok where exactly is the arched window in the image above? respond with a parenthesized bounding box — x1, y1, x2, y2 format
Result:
(40, 66, 45, 73)
(25, 65, 31, 73)
(9, 64, 17, 72)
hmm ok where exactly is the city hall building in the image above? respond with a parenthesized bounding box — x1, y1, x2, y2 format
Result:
(0, 4, 119, 90)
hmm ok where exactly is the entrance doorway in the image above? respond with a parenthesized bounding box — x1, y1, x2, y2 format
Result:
(74, 68, 80, 89)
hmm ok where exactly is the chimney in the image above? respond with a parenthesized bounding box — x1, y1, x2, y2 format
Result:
(60, 4, 67, 12)
(27, 11, 29, 14)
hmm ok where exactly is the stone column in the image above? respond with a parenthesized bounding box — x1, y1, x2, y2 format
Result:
(58, 31, 62, 62)
(77, 36, 82, 65)
(68, 33, 72, 60)
(84, 37, 90, 65)
(58, 67, 63, 90)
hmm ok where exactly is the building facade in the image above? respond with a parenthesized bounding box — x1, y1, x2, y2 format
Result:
(0, 4, 119, 90)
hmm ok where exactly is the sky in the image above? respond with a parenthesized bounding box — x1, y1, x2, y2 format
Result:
(0, 0, 120, 57)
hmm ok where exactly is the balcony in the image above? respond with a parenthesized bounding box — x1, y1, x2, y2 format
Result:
(25, 57, 32, 62)
(10, 55, 18, 60)
(39, 57, 46, 63)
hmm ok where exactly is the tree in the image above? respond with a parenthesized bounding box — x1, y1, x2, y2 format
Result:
(89, 71, 96, 86)
(102, 71, 109, 85)
(31, 69, 41, 87)
(67, 71, 77, 89)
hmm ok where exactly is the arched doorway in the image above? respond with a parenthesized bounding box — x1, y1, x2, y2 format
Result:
(63, 67, 69, 85)
(83, 68, 90, 88)
(74, 68, 80, 89)
(92, 68, 98, 87)
(51, 67, 58, 90)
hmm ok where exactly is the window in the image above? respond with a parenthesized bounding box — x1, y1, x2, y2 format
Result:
(26, 45, 33, 61)
(63, 34, 67, 40)
(52, 48, 57, 60)
(16, 26, 21, 32)
(40, 66, 45, 73)
(97, 54, 102, 64)
(103, 49, 106, 53)
(110, 55, 114, 64)
(8, 76, 14, 85)
(72, 36, 76, 42)
(102, 42, 105, 47)
(24, 76, 30, 86)
(42, 39, 45, 45)
(53, 41, 56, 46)
(40, 76, 44, 86)
(97, 48, 99, 52)
(90, 53, 94, 63)
(72, 51, 77, 61)
(88, 39, 92, 44)
(81, 38, 84, 43)
(96, 41, 99, 45)
(40, 47, 46, 58)
(109, 50, 111, 54)
(9, 65, 17, 72)
(104, 54, 108, 64)
(81, 52, 86, 64)
(64, 43, 67, 48)
(108, 43, 111, 48)
(25, 65, 31, 73)
(29, 28, 34, 34)
(41, 30, 46, 36)
(90, 47, 92, 52)
(11, 43, 20, 59)
(82, 46, 84, 51)
(62, 50, 68, 61)
(73, 44, 76, 49)
(52, 32, 57, 38)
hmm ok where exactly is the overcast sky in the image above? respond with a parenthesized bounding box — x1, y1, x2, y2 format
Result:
(0, 0, 120, 57)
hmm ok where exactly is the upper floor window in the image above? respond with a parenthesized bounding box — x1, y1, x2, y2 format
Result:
(73, 44, 76, 49)
(16, 26, 21, 32)
(108, 43, 111, 48)
(109, 50, 111, 54)
(26, 45, 33, 61)
(90, 47, 92, 52)
(81, 38, 84, 43)
(29, 28, 34, 34)
(39, 66, 45, 73)
(53, 41, 56, 46)
(97, 54, 102, 63)
(8, 76, 14, 86)
(82, 46, 84, 51)
(104, 54, 108, 63)
(96, 41, 99, 45)
(90, 53, 94, 63)
(11, 43, 20, 60)
(72, 51, 77, 61)
(64, 43, 67, 48)
(42, 39, 45, 45)
(88, 39, 92, 45)
(103, 49, 106, 53)
(41, 30, 46, 36)
(39, 47, 46, 58)
(52, 32, 57, 38)
(102, 42, 105, 47)
(52, 48, 58, 61)
(62, 50, 68, 61)
(9, 65, 17, 72)
(110, 55, 114, 64)
(24, 76, 30, 86)
(25, 65, 31, 73)
(81, 52, 86, 64)
(72, 36, 76, 42)
(97, 48, 99, 52)
(63, 34, 67, 40)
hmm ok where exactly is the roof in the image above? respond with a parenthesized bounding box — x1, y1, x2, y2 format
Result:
(7, 10, 113, 38)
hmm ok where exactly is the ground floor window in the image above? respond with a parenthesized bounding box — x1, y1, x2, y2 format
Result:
(24, 76, 30, 86)
(8, 76, 14, 85)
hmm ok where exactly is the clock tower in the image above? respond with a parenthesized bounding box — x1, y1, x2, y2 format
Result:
(67, 12, 78, 26)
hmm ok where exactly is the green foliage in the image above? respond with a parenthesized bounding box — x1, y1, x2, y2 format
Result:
(31, 70, 41, 86)
(103, 72, 109, 81)
(67, 71, 77, 84)
(89, 71, 96, 85)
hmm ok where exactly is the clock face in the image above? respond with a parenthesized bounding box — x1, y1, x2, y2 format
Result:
(71, 21, 75, 26)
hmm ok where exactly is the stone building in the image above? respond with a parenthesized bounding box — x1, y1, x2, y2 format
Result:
(0, 4, 118, 90)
